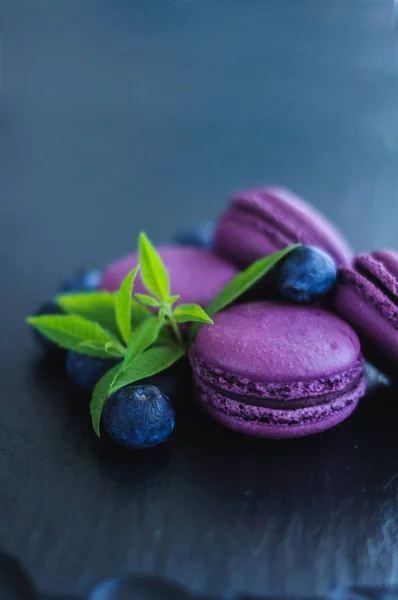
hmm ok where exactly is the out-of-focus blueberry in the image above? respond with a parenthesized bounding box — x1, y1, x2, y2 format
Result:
(173, 222, 215, 251)
(58, 269, 102, 294)
(102, 384, 175, 449)
(66, 352, 188, 399)
(277, 245, 337, 304)
(66, 351, 120, 392)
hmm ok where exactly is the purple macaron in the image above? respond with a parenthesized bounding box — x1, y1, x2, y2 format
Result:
(335, 250, 398, 378)
(100, 246, 238, 306)
(189, 302, 366, 439)
(214, 186, 353, 268)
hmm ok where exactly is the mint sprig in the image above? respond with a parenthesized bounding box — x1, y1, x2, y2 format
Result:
(91, 363, 122, 436)
(138, 231, 170, 301)
(174, 304, 213, 324)
(110, 344, 185, 397)
(123, 316, 164, 369)
(190, 244, 300, 339)
(115, 266, 140, 344)
(57, 291, 119, 338)
(26, 314, 123, 358)
(134, 293, 161, 308)
(135, 232, 214, 346)
(26, 231, 298, 439)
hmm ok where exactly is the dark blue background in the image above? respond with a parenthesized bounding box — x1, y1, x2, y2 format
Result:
(0, 1, 397, 597)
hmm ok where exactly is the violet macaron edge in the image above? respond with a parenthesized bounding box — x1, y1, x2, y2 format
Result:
(99, 246, 239, 307)
(214, 186, 353, 269)
(335, 250, 398, 378)
(189, 302, 367, 439)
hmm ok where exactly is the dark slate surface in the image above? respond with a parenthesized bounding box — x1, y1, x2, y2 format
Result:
(0, 0, 397, 598)
(1, 547, 398, 600)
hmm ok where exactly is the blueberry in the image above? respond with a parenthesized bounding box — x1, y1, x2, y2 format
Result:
(102, 384, 175, 449)
(277, 245, 337, 304)
(66, 351, 120, 392)
(58, 268, 102, 294)
(173, 222, 215, 251)
(30, 300, 64, 351)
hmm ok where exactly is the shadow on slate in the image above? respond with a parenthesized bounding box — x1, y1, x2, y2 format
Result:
(0, 548, 398, 600)
(0, 549, 37, 599)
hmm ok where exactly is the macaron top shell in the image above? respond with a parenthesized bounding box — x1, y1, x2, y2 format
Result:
(216, 186, 353, 267)
(100, 246, 238, 307)
(193, 302, 362, 385)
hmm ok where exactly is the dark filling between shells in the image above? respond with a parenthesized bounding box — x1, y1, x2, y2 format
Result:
(213, 397, 357, 425)
(203, 375, 363, 410)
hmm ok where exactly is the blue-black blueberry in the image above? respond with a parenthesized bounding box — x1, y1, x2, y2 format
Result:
(58, 268, 102, 294)
(277, 245, 337, 304)
(66, 351, 120, 392)
(173, 222, 215, 251)
(102, 384, 175, 449)
(66, 352, 188, 402)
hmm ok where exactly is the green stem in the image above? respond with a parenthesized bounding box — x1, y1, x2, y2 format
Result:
(169, 315, 183, 345)
(163, 305, 184, 347)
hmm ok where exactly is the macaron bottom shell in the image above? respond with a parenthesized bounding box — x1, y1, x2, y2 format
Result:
(194, 373, 366, 439)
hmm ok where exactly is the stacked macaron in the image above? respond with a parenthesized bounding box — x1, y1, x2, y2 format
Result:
(30, 185, 396, 446)
(99, 186, 396, 440)
(195, 187, 395, 438)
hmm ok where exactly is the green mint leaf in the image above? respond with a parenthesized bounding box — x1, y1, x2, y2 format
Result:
(131, 299, 152, 328)
(174, 303, 213, 324)
(115, 266, 140, 345)
(138, 232, 170, 301)
(122, 316, 163, 369)
(134, 293, 161, 308)
(190, 245, 299, 338)
(90, 363, 122, 437)
(158, 330, 173, 347)
(77, 340, 125, 359)
(167, 295, 180, 305)
(205, 245, 298, 315)
(26, 314, 120, 353)
(110, 344, 185, 396)
(57, 292, 119, 338)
